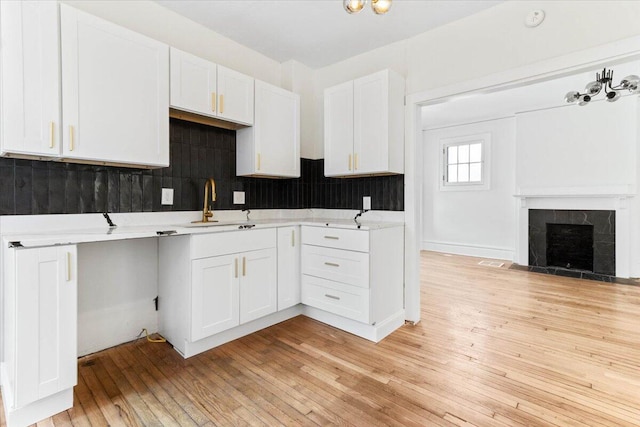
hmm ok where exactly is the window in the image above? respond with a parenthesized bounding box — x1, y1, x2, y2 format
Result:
(440, 133, 490, 191)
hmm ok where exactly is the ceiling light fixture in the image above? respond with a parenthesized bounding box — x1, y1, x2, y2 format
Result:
(343, 0, 392, 15)
(564, 67, 640, 106)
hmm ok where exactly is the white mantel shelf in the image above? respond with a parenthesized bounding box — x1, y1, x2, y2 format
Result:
(514, 185, 636, 198)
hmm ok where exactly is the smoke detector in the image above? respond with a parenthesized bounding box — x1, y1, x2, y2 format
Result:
(525, 9, 545, 28)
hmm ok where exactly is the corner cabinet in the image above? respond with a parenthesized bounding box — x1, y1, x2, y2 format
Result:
(170, 47, 254, 126)
(0, 1, 61, 159)
(324, 70, 405, 177)
(158, 229, 278, 358)
(236, 81, 300, 177)
(60, 5, 169, 167)
(2, 245, 77, 427)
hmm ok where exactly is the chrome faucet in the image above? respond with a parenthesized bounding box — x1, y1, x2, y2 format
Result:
(201, 178, 217, 223)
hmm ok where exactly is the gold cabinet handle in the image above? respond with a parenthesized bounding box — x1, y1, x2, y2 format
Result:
(234, 258, 238, 278)
(49, 122, 55, 148)
(66, 252, 72, 281)
(242, 256, 246, 276)
(291, 230, 295, 247)
(257, 153, 261, 171)
(348, 154, 352, 171)
(212, 92, 217, 112)
(220, 94, 224, 113)
(69, 125, 75, 151)
(324, 262, 340, 267)
(324, 235, 339, 240)
(325, 294, 340, 301)
(354, 153, 359, 170)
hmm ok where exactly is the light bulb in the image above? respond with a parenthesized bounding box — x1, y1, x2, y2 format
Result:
(371, 0, 392, 14)
(578, 94, 591, 106)
(564, 91, 580, 103)
(620, 74, 640, 88)
(344, 0, 366, 13)
(606, 90, 621, 102)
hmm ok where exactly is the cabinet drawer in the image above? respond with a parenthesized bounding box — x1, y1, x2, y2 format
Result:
(302, 245, 369, 288)
(302, 275, 369, 323)
(191, 228, 276, 259)
(301, 226, 369, 252)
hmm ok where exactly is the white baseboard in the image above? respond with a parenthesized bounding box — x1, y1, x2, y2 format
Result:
(422, 240, 514, 261)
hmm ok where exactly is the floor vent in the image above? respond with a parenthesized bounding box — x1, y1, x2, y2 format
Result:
(478, 260, 504, 268)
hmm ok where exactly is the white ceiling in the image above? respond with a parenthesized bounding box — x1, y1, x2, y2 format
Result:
(155, 0, 503, 68)
(421, 60, 640, 130)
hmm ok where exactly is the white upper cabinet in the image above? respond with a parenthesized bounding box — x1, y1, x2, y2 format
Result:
(237, 80, 300, 177)
(170, 48, 254, 126)
(324, 81, 354, 176)
(0, 1, 61, 158)
(60, 4, 169, 167)
(324, 70, 405, 177)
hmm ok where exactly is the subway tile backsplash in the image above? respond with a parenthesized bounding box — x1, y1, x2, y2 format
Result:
(0, 118, 404, 215)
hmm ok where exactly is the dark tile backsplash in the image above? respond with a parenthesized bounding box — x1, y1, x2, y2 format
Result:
(0, 118, 404, 215)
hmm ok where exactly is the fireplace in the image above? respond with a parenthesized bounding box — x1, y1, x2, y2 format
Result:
(528, 209, 615, 278)
(546, 223, 594, 271)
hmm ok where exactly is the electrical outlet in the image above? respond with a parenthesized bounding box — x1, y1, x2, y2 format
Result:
(161, 188, 174, 205)
(363, 196, 371, 211)
(233, 191, 245, 204)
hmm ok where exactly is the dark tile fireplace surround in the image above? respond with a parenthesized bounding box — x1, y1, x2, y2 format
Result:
(525, 209, 616, 282)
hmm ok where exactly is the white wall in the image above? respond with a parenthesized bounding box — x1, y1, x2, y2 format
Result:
(515, 97, 638, 192)
(422, 118, 516, 259)
(281, 60, 318, 159)
(77, 239, 159, 356)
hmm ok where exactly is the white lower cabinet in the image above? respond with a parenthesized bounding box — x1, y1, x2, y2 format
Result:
(2, 245, 77, 427)
(159, 229, 277, 357)
(301, 225, 404, 334)
(277, 226, 301, 310)
(191, 254, 239, 341)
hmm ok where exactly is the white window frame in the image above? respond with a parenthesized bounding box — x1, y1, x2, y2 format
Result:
(439, 132, 491, 191)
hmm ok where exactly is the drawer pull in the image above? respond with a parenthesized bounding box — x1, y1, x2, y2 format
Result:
(324, 236, 339, 240)
(324, 262, 340, 267)
(325, 294, 340, 301)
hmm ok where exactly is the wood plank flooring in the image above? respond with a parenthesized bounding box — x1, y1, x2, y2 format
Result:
(5, 251, 640, 426)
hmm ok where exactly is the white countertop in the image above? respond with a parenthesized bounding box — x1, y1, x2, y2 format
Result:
(1, 211, 404, 248)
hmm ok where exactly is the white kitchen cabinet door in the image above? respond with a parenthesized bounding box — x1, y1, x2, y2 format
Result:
(0, 0, 61, 158)
(353, 72, 389, 174)
(236, 81, 300, 177)
(60, 4, 169, 167)
(14, 245, 77, 409)
(169, 49, 254, 126)
(170, 47, 217, 116)
(239, 248, 277, 324)
(324, 81, 354, 177)
(217, 65, 254, 125)
(277, 227, 301, 310)
(191, 254, 240, 341)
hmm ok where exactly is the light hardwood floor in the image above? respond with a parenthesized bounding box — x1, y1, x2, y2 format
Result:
(3, 251, 640, 426)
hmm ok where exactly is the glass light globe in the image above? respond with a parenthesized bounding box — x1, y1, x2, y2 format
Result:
(344, 0, 366, 13)
(371, 0, 392, 14)
(564, 91, 580, 103)
(584, 81, 602, 95)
